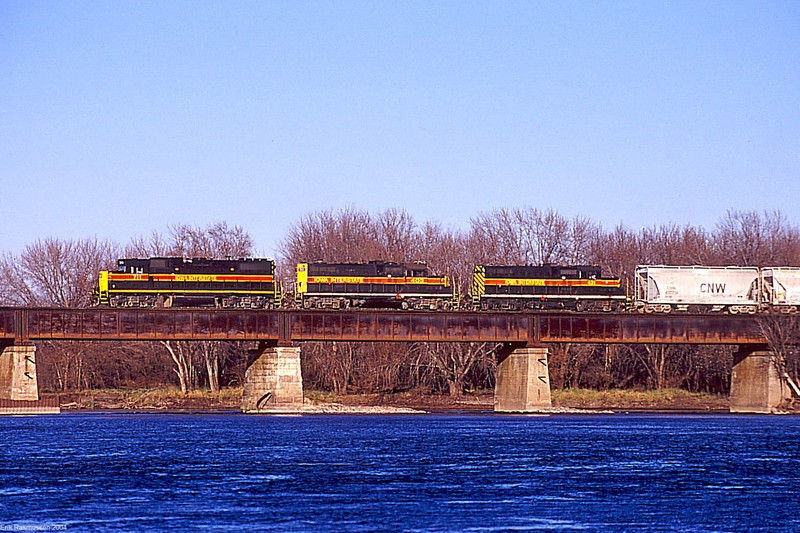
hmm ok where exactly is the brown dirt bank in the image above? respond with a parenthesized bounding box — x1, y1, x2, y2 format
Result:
(48, 387, 739, 413)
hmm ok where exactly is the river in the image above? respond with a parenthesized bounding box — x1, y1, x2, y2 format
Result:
(1, 413, 799, 532)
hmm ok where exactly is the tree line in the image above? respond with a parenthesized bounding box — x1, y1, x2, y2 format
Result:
(1, 208, 799, 397)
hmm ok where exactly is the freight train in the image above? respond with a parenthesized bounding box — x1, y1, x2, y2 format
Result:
(96, 258, 800, 313)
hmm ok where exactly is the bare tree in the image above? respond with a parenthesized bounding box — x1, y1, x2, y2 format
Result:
(589, 224, 642, 289)
(126, 230, 172, 258)
(713, 209, 800, 266)
(281, 207, 381, 265)
(128, 222, 253, 260)
(0, 237, 117, 307)
(758, 315, 800, 403)
(468, 208, 526, 264)
(127, 222, 255, 393)
(417, 222, 471, 299)
(162, 340, 196, 395)
(300, 341, 358, 394)
(413, 342, 492, 397)
(375, 208, 419, 262)
(515, 207, 570, 264)
(622, 345, 694, 390)
(168, 222, 254, 259)
(564, 216, 602, 264)
(638, 224, 712, 266)
(549, 343, 600, 389)
(0, 238, 118, 391)
(469, 207, 599, 267)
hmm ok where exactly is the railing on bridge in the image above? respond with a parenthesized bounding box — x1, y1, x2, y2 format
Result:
(0, 307, 768, 345)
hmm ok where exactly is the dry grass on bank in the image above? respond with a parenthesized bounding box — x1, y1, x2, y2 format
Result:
(304, 389, 495, 411)
(552, 388, 729, 411)
(56, 387, 243, 411)
(49, 386, 731, 412)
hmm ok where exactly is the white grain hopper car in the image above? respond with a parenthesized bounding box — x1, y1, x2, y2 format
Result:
(634, 266, 760, 314)
(761, 267, 800, 312)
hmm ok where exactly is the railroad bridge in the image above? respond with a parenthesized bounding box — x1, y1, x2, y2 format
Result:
(0, 308, 789, 414)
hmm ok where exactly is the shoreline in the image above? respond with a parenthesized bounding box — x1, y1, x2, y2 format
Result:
(49, 406, 734, 415)
(37, 387, 774, 415)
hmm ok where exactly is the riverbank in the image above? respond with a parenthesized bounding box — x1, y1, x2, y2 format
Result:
(48, 387, 740, 413)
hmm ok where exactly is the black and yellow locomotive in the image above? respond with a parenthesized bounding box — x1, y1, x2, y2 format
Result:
(472, 264, 626, 311)
(98, 257, 280, 308)
(97, 256, 625, 312)
(296, 261, 456, 310)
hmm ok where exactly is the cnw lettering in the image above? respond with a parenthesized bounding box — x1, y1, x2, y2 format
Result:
(700, 282, 726, 294)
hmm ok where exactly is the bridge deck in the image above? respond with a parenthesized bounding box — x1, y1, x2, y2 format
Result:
(0, 308, 768, 345)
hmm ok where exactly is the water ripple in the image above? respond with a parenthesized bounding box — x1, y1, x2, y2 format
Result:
(0, 413, 798, 531)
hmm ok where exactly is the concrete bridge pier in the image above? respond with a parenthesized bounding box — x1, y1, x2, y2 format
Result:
(494, 344, 552, 412)
(0, 342, 39, 401)
(241, 342, 304, 413)
(730, 346, 791, 413)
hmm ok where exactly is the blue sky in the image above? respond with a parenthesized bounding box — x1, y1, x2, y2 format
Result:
(2, 1, 799, 257)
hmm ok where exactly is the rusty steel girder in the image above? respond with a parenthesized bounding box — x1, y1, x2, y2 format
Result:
(0, 307, 768, 345)
(0, 309, 14, 342)
(536, 314, 766, 344)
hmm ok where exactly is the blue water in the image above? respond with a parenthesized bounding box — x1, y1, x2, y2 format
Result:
(1, 413, 799, 532)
